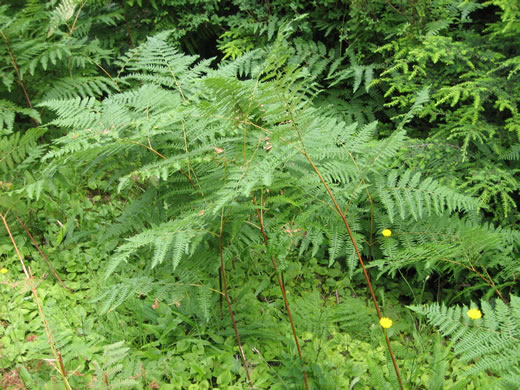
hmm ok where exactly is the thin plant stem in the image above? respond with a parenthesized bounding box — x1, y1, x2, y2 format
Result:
(282, 96, 404, 388)
(219, 267, 223, 319)
(342, 152, 375, 260)
(15, 215, 72, 292)
(251, 193, 309, 390)
(58, 351, 67, 377)
(242, 114, 403, 386)
(1, 214, 71, 390)
(119, 138, 200, 193)
(297, 147, 404, 389)
(437, 258, 504, 301)
(68, 0, 87, 36)
(124, 9, 135, 49)
(0, 32, 39, 127)
(218, 211, 254, 390)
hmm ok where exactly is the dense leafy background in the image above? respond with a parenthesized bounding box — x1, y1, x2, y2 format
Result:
(1, 0, 519, 388)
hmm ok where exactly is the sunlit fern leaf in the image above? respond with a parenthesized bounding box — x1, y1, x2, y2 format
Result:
(0, 127, 46, 173)
(376, 170, 479, 223)
(409, 295, 520, 384)
(91, 276, 153, 314)
(43, 76, 118, 100)
(0, 100, 41, 135)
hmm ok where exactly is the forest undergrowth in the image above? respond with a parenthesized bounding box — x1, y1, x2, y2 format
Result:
(1, 0, 519, 389)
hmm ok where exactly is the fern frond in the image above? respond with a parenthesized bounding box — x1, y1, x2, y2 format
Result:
(43, 76, 118, 100)
(0, 127, 46, 174)
(501, 143, 520, 160)
(377, 170, 478, 222)
(0, 100, 41, 135)
(409, 295, 520, 382)
(105, 215, 203, 278)
(91, 276, 154, 314)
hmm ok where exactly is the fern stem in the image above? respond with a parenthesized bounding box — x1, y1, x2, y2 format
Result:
(219, 267, 223, 319)
(469, 259, 504, 302)
(85, 58, 121, 91)
(0, 32, 39, 127)
(437, 258, 505, 302)
(298, 148, 404, 389)
(58, 351, 67, 378)
(181, 120, 195, 186)
(1, 214, 71, 390)
(280, 91, 404, 387)
(218, 212, 254, 389)
(68, 0, 87, 36)
(15, 215, 72, 292)
(251, 193, 310, 390)
(165, 62, 186, 102)
(383, 0, 410, 22)
(122, 138, 200, 193)
(124, 9, 135, 49)
(343, 152, 376, 260)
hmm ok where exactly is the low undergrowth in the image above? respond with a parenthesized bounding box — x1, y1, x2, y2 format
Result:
(1, 0, 519, 388)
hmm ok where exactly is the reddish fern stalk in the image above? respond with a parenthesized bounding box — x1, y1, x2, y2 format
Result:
(251, 193, 310, 390)
(218, 212, 254, 389)
(1, 213, 71, 389)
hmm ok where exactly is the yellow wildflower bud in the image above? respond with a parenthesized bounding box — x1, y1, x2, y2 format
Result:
(467, 308, 482, 320)
(379, 317, 393, 329)
(382, 229, 392, 237)
(0, 268, 7, 274)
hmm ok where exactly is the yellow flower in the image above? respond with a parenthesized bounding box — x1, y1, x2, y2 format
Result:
(379, 317, 393, 329)
(0, 268, 7, 274)
(382, 229, 392, 237)
(467, 308, 482, 320)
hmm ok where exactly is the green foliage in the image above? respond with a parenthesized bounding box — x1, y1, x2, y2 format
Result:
(0, 0, 519, 388)
(0, 127, 45, 175)
(25, 25, 512, 386)
(410, 295, 520, 388)
(121, 0, 223, 54)
(39, 30, 499, 289)
(370, 0, 520, 223)
(0, 100, 40, 135)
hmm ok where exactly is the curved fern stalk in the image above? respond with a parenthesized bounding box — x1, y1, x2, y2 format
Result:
(337, 144, 377, 260)
(441, 258, 505, 302)
(297, 145, 404, 389)
(218, 210, 254, 390)
(282, 98, 404, 389)
(15, 215, 72, 292)
(1, 214, 71, 390)
(241, 109, 403, 387)
(0, 31, 39, 126)
(251, 192, 309, 390)
(244, 114, 403, 387)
